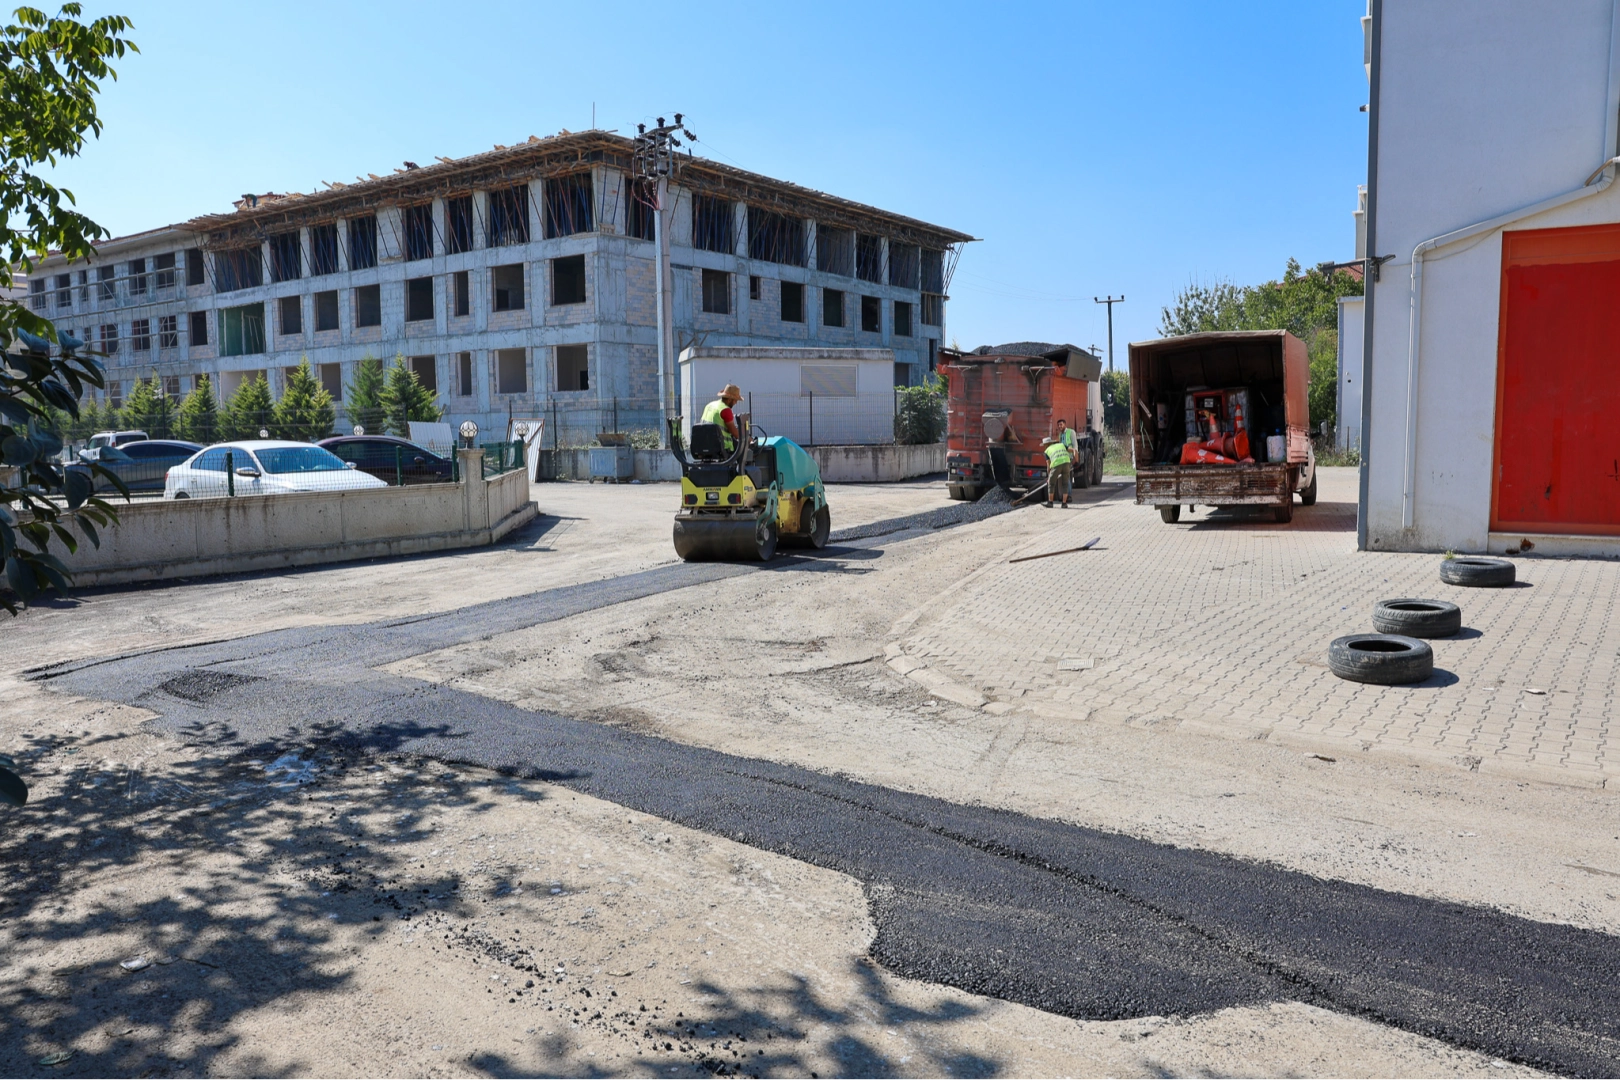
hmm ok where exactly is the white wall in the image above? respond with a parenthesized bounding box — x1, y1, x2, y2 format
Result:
(1336, 296, 1364, 453)
(1365, 0, 1620, 551)
(678, 347, 896, 445)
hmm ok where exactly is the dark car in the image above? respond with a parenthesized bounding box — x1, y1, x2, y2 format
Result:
(72, 439, 203, 494)
(317, 435, 453, 485)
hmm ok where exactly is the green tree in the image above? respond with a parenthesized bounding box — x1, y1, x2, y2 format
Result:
(223, 374, 274, 440)
(1100, 369, 1131, 433)
(894, 375, 947, 445)
(122, 375, 176, 438)
(271, 358, 335, 442)
(380, 353, 442, 436)
(1157, 259, 1363, 432)
(0, 6, 137, 617)
(344, 354, 385, 435)
(176, 374, 219, 444)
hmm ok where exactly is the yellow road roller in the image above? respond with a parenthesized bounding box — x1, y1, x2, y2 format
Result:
(669, 417, 830, 561)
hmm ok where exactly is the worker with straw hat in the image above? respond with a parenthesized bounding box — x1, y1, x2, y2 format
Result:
(702, 384, 744, 453)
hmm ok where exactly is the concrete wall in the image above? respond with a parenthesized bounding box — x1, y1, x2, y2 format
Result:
(678, 347, 897, 446)
(1365, 0, 1620, 551)
(536, 442, 944, 484)
(53, 453, 535, 586)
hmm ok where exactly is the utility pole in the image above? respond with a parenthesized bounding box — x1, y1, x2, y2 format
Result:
(633, 114, 696, 446)
(1093, 295, 1123, 372)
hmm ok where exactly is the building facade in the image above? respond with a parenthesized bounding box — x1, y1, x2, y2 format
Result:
(1359, 0, 1620, 554)
(26, 131, 969, 445)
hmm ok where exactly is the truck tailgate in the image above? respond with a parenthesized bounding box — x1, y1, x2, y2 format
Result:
(1136, 463, 1290, 505)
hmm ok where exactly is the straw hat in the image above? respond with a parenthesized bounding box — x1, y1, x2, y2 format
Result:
(719, 384, 742, 403)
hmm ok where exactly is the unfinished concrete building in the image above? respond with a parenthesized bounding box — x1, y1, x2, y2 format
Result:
(25, 131, 970, 444)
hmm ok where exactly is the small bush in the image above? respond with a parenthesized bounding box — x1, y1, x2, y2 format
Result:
(895, 377, 946, 445)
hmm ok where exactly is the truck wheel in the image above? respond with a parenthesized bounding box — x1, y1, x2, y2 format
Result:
(1328, 634, 1434, 684)
(1439, 556, 1515, 588)
(1074, 459, 1091, 489)
(1093, 448, 1104, 486)
(1300, 470, 1318, 506)
(1273, 500, 1294, 524)
(948, 483, 967, 501)
(1372, 598, 1462, 638)
(1159, 505, 1181, 524)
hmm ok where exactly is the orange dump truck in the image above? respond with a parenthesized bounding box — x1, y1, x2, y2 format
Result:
(1128, 329, 1317, 524)
(939, 343, 1104, 501)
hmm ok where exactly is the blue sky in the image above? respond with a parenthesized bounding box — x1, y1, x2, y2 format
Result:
(50, 1, 1368, 363)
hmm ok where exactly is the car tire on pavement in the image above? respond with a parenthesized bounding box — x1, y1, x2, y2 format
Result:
(1159, 505, 1181, 524)
(1439, 556, 1516, 588)
(1372, 598, 1462, 638)
(1327, 634, 1434, 685)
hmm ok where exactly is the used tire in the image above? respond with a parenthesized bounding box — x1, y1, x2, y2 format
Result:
(1372, 598, 1462, 638)
(1328, 634, 1434, 684)
(1273, 499, 1293, 523)
(1440, 556, 1515, 587)
(1159, 505, 1181, 524)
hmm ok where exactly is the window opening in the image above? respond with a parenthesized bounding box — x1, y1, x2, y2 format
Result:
(922, 293, 944, 326)
(856, 234, 883, 284)
(405, 204, 434, 261)
(453, 270, 470, 316)
(496, 348, 527, 394)
(310, 224, 339, 275)
(319, 362, 343, 399)
(693, 195, 733, 253)
(185, 248, 205, 287)
(888, 244, 919, 289)
(487, 185, 530, 247)
(55, 273, 71, 310)
(701, 269, 730, 315)
(131, 318, 151, 352)
(314, 290, 339, 332)
(823, 288, 844, 328)
(552, 255, 586, 305)
(406, 276, 434, 322)
(188, 311, 208, 346)
(97, 265, 115, 301)
(556, 344, 588, 391)
(749, 275, 761, 301)
(269, 232, 301, 282)
(625, 177, 656, 241)
(780, 281, 804, 323)
(894, 300, 913, 337)
(99, 323, 118, 353)
(921, 248, 944, 293)
(816, 226, 854, 277)
(128, 258, 148, 296)
(28, 279, 44, 311)
(158, 314, 178, 348)
(349, 215, 378, 270)
(216, 247, 263, 291)
(219, 303, 266, 356)
(278, 295, 302, 335)
(492, 264, 525, 311)
(457, 351, 474, 396)
(354, 284, 381, 327)
(409, 355, 437, 393)
(861, 294, 881, 333)
(154, 252, 176, 289)
(748, 207, 805, 266)
(447, 196, 474, 254)
(544, 173, 594, 238)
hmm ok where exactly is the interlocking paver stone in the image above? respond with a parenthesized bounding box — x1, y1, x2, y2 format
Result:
(895, 471, 1618, 787)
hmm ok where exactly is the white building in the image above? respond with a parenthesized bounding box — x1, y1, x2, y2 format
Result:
(678, 346, 897, 447)
(24, 130, 968, 446)
(1358, 0, 1620, 554)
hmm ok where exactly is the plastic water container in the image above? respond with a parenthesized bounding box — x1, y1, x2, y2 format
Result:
(1266, 434, 1286, 462)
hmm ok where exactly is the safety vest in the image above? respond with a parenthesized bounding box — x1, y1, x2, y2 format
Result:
(702, 398, 734, 451)
(1058, 428, 1077, 455)
(1044, 440, 1072, 468)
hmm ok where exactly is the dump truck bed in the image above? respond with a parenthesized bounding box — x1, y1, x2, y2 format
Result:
(1135, 462, 1292, 506)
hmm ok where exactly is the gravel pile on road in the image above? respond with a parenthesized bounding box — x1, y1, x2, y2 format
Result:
(831, 486, 1023, 543)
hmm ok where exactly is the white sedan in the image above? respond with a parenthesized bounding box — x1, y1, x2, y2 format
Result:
(164, 441, 390, 499)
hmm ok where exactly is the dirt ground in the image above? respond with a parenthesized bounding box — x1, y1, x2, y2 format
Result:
(0, 474, 1578, 1077)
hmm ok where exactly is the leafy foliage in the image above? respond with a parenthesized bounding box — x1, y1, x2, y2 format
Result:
(1100, 369, 1131, 433)
(0, 3, 137, 630)
(271, 359, 335, 442)
(1157, 259, 1363, 432)
(344, 354, 385, 435)
(894, 375, 947, 445)
(222, 374, 273, 440)
(380, 354, 442, 436)
(176, 374, 218, 443)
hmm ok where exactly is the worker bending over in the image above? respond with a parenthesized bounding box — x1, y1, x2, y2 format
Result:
(702, 384, 744, 453)
(1043, 433, 1072, 508)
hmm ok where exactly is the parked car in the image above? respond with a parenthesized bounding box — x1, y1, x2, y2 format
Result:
(88, 429, 149, 449)
(71, 439, 202, 494)
(164, 441, 389, 499)
(317, 435, 454, 485)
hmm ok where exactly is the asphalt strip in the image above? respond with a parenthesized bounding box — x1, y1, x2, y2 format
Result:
(28, 512, 1620, 1077)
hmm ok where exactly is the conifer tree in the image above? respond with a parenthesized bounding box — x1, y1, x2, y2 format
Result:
(176, 374, 220, 444)
(271, 358, 335, 441)
(122, 376, 177, 438)
(380, 353, 443, 437)
(344, 354, 385, 435)
(223, 374, 274, 440)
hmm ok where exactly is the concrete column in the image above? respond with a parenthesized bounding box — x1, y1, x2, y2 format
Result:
(457, 448, 487, 532)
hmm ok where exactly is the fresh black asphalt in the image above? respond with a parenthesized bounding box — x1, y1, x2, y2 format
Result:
(28, 546, 1620, 1076)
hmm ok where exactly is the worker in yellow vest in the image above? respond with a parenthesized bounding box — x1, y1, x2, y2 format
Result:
(1042, 435, 1073, 508)
(701, 384, 743, 453)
